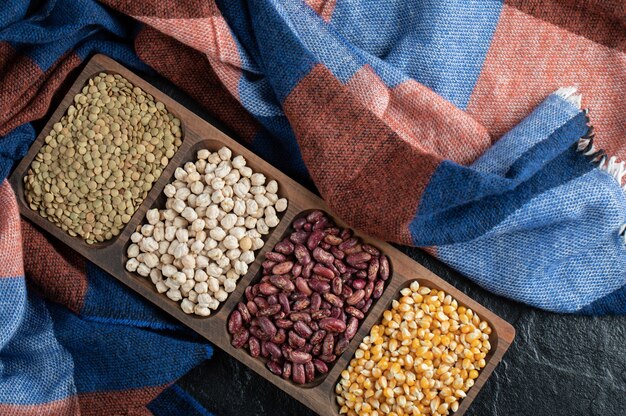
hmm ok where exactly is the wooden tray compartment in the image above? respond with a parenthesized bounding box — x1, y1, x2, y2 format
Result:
(225, 209, 395, 387)
(120, 138, 291, 318)
(8, 54, 515, 416)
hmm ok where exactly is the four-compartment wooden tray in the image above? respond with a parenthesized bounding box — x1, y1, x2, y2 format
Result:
(8, 54, 515, 416)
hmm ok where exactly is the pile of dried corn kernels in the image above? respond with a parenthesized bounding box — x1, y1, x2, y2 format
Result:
(336, 281, 491, 416)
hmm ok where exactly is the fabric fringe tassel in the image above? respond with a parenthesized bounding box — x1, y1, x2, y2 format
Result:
(558, 87, 626, 242)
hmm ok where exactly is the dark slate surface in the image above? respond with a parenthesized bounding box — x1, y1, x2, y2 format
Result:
(137, 71, 626, 416)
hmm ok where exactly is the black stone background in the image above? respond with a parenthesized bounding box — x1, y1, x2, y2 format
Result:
(34, 63, 625, 416)
(151, 75, 626, 416)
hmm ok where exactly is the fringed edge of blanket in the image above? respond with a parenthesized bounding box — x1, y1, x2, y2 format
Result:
(560, 87, 626, 242)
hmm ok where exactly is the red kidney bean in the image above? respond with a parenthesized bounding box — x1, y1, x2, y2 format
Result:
(343, 244, 363, 255)
(338, 238, 358, 251)
(228, 311, 243, 335)
(341, 285, 353, 298)
(310, 329, 327, 345)
(312, 247, 334, 265)
(265, 341, 282, 360)
(310, 292, 322, 310)
(373, 280, 385, 299)
(307, 210, 324, 223)
(345, 317, 359, 340)
(290, 312, 312, 323)
(269, 275, 295, 292)
(320, 242, 331, 251)
(289, 330, 306, 348)
(379, 255, 390, 280)
(292, 363, 305, 385)
(331, 247, 345, 261)
(346, 289, 365, 306)
(293, 217, 307, 230)
(313, 359, 329, 374)
(334, 259, 347, 274)
(364, 281, 374, 300)
(294, 276, 312, 295)
(326, 227, 340, 235)
(290, 291, 307, 301)
(323, 292, 344, 308)
(254, 296, 270, 309)
(304, 361, 315, 382)
(277, 293, 290, 314)
(289, 350, 312, 364)
(362, 244, 380, 256)
(231, 328, 249, 348)
(250, 326, 269, 341)
(340, 228, 352, 240)
(293, 298, 310, 311)
(259, 282, 280, 296)
(308, 279, 330, 293)
(292, 263, 302, 277)
(274, 240, 295, 255)
(313, 264, 335, 279)
(258, 316, 277, 338)
(272, 328, 287, 345)
(246, 300, 258, 316)
(322, 333, 335, 356)
(302, 261, 314, 278)
(311, 309, 331, 320)
(245, 286, 254, 302)
(290, 231, 309, 244)
(237, 302, 251, 322)
(294, 321, 313, 338)
(309, 321, 319, 331)
(362, 299, 373, 313)
(282, 362, 292, 380)
(324, 234, 342, 245)
(267, 360, 282, 376)
(351, 278, 366, 290)
(330, 306, 341, 319)
(312, 343, 322, 356)
(265, 252, 286, 262)
(281, 344, 293, 358)
(334, 337, 350, 355)
(354, 299, 366, 309)
(345, 306, 365, 319)
(303, 223, 312, 231)
(262, 260, 277, 272)
(319, 318, 346, 333)
(248, 336, 261, 357)
(351, 262, 369, 270)
(275, 319, 293, 329)
(272, 261, 294, 275)
(307, 230, 324, 251)
(258, 304, 281, 317)
(303, 343, 314, 354)
(319, 354, 337, 364)
(261, 342, 269, 358)
(294, 244, 311, 265)
(332, 277, 343, 295)
(267, 294, 278, 305)
(313, 215, 329, 230)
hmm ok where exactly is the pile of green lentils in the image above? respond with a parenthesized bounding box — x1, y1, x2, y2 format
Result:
(24, 73, 182, 244)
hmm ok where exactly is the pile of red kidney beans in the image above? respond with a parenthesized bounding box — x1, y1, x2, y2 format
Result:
(228, 210, 390, 385)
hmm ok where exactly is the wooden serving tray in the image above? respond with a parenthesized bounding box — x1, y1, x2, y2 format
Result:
(8, 54, 515, 416)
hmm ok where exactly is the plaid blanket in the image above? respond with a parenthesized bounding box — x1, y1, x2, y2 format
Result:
(0, 0, 624, 414)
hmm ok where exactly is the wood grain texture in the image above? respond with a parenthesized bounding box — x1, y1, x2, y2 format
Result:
(8, 54, 515, 416)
